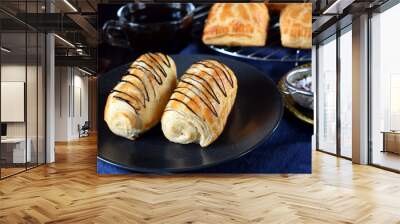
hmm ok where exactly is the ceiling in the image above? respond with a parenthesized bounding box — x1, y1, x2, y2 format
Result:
(0, 0, 155, 72)
(1, 0, 391, 72)
(0, 0, 101, 71)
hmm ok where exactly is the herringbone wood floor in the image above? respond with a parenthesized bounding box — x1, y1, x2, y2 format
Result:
(1, 135, 400, 224)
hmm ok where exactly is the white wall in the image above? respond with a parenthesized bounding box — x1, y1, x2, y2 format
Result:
(72, 72, 89, 138)
(54, 66, 89, 141)
(1, 63, 46, 164)
(55, 66, 69, 141)
(1, 65, 36, 138)
(1, 65, 25, 140)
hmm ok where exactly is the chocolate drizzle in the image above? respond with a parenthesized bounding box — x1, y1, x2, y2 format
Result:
(193, 62, 229, 97)
(194, 60, 234, 89)
(131, 63, 162, 84)
(111, 89, 144, 108)
(206, 60, 234, 88)
(182, 72, 221, 102)
(123, 71, 154, 101)
(144, 54, 168, 78)
(119, 79, 148, 103)
(167, 60, 234, 119)
(150, 52, 171, 68)
(113, 96, 139, 115)
(169, 98, 200, 118)
(174, 87, 218, 117)
(181, 77, 220, 104)
(111, 53, 171, 115)
(159, 53, 171, 67)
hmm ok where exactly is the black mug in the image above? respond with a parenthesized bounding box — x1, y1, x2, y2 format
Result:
(103, 3, 195, 53)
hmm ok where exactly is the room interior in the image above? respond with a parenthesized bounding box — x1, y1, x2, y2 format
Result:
(0, 0, 399, 222)
(313, 0, 400, 172)
(0, 30, 46, 177)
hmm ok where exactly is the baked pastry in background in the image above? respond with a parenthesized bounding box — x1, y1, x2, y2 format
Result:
(202, 3, 269, 46)
(161, 60, 238, 147)
(265, 3, 287, 11)
(279, 3, 312, 49)
(104, 53, 177, 140)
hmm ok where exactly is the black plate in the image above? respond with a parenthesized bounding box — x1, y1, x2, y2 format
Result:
(97, 54, 283, 173)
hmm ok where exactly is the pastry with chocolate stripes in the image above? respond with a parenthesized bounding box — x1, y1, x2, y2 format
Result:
(161, 60, 237, 147)
(104, 53, 177, 140)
